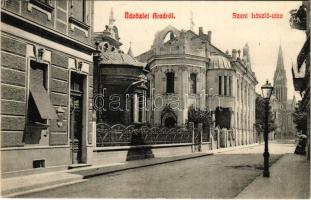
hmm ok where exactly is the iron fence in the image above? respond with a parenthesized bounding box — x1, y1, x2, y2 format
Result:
(96, 123, 203, 147)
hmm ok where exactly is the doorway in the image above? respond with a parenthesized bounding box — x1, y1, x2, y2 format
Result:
(70, 73, 84, 164)
(164, 117, 176, 128)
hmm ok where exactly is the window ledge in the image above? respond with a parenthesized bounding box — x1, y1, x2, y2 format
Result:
(29, 0, 54, 13)
(28, 122, 50, 129)
(69, 16, 90, 30)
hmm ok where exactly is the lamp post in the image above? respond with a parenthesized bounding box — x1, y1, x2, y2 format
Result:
(261, 80, 274, 177)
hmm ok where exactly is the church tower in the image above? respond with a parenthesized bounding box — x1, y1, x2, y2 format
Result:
(273, 45, 287, 103)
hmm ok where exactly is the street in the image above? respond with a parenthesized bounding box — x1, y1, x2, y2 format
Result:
(19, 143, 302, 198)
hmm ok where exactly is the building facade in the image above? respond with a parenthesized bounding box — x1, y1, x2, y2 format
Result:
(137, 25, 257, 145)
(1, 0, 95, 174)
(272, 46, 297, 139)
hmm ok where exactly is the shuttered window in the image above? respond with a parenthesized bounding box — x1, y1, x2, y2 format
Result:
(27, 61, 57, 124)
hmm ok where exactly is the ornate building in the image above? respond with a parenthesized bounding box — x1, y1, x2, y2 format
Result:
(1, 0, 95, 173)
(272, 45, 297, 139)
(137, 25, 257, 145)
(93, 9, 148, 126)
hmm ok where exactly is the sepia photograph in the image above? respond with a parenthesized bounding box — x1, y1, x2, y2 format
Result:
(0, 0, 310, 198)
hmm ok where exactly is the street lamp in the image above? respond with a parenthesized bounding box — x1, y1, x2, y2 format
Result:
(261, 80, 274, 177)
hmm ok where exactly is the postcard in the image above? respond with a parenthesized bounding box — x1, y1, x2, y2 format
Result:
(1, 0, 309, 198)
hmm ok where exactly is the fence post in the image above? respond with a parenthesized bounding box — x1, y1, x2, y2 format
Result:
(189, 122, 195, 152)
(198, 123, 203, 152)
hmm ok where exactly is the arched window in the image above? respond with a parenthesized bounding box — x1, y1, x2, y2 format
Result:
(166, 72, 175, 93)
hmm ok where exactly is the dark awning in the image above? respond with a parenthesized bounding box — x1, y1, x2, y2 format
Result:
(30, 84, 58, 120)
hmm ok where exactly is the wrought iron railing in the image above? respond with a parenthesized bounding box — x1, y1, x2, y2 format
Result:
(96, 123, 201, 147)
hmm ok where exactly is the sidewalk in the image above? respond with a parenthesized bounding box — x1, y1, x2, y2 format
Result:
(1, 143, 259, 197)
(236, 153, 310, 199)
(1, 152, 211, 197)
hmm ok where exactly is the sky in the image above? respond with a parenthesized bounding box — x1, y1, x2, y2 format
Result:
(94, 1, 306, 100)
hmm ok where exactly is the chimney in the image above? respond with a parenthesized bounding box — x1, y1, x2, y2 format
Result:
(207, 31, 212, 43)
(232, 49, 237, 60)
(199, 27, 203, 36)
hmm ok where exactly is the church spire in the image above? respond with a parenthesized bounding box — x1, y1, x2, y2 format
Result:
(273, 44, 287, 103)
(276, 45, 285, 70)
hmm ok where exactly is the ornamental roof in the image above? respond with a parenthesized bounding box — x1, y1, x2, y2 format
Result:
(100, 52, 146, 68)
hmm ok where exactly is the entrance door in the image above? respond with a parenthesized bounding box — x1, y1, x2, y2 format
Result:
(164, 117, 176, 128)
(70, 73, 84, 164)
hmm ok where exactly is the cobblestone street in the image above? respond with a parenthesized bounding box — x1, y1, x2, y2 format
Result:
(19, 143, 308, 198)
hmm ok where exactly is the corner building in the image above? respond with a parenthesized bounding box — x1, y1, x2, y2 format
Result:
(1, 0, 95, 174)
(137, 26, 258, 145)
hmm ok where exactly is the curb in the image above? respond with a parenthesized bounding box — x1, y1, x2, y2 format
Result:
(80, 153, 214, 179)
(78, 144, 261, 179)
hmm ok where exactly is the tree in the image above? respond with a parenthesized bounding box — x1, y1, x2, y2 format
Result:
(292, 100, 307, 135)
(187, 105, 212, 141)
(187, 105, 211, 129)
(255, 95, 275, 137)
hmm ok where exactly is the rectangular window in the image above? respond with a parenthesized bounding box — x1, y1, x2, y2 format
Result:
(190, 73, 197, 94)
(71, 73, 84, 93)
(224, 76, 227, 96)
(218, 76, 222, 95)
(71, 0, 86, 23)
(29, 0, 54, 12)
(229, 76, 232, 96)
(27, 61, 57, 124)
(33, 160, 45, 168)
(166, 72, 175, 93)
